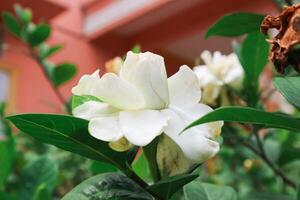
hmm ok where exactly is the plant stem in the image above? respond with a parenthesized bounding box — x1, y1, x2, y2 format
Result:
(243, 128, 296, 189)
(29, 48, 71, 114)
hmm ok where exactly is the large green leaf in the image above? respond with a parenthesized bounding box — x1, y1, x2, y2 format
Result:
(183, 182, 237, 200)
(90, 161, 118, 174)
(6, 114, 128, 169)
(147, 174, 198, 200)
(241, 32, 269, 105)
(273, 77, 300, 109)
(52, 63, 77, 87)
(28, 23, 51, 47)
(2, 12, 21, 37)
(205, 12, 264, 38)
(184, 107, 300, 132)
(17, 156, 58, 200)
(62, 173, 153, 200)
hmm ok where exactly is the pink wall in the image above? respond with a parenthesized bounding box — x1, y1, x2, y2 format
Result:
(2, 29, 110, 114)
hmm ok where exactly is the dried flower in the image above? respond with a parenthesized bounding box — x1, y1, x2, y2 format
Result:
(261, 3, 300, 73)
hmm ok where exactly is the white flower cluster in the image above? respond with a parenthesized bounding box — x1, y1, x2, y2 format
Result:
(193, 51, 244, 105)
(72, 51, 223, 164)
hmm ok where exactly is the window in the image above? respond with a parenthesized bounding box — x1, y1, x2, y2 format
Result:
(0, 69, 10, 102)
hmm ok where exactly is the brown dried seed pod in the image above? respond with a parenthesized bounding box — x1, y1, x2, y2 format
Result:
(261, 3, 300, 74)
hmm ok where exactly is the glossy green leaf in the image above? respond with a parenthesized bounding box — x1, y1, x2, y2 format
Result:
(184, 107, 300, 132)
(39, 44, 63, 59)
(0, 192, 16, 200)
(6, 114, 128, 169)
(90, 161, 118, 174)
(273, 77, 300, 109)
(183, 182, 237, 200)
(62, 173, 152, 200)
(205, 12, 264, 38)
(147, 174, 198, 200)
(52, 63, 77, 87)
(72, 95, 101, 110)
(28, 23, 51, 47)
(241, 32, 269, 105)
(2, 12, 21, 37)
(0, 138, 15, 189)
(17, 156, 58, 200)
(33, 184, 51, 200)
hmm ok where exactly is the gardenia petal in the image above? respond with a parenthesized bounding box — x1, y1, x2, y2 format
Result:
(72, 70, 100, 95)
(120, 51, 169, 109)
(168, 65, 201, 107)
(92, 73, 145, 110)
(162, 108, 220, 162)
(72, 101, 119, 120)
(88, 116, 123, 142)
(119, 110, 169, 146)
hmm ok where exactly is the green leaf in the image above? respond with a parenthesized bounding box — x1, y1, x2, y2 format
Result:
(205, 12, 264, 38)
(33, 184, 51, 200)
(2, 12, 21, 37)
(72, 95, 101, 110)
(241, 32, 269, 103)
(147, 174, 198, 200)
(14, 4, 32, 24)
(6, 114, 128, 169)
(132, 152, 152, 183)
(184, 106, 300, 132)
(52, 63, 77, 87)
(17, 156, 58, 200)
(183, 182, 237, 200)
(273, 77, 300, 109)
(62, 173, 153, 200)
(28, 23, 51, 47)
(0, 138, 15, 189)
(39, 44, 63, 59)
(241, 32, 269, 83)
(90, 161, 118, 174)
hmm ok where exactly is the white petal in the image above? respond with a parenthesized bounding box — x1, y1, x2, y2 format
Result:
(92, 73, 145, 110)
(120, 51, 169, 109)
(162, 107, 222, 162)
(170, 104, 223, 139)
(193, 66, 223, 104)
(119, 110, 169, 146)
(89, 116, 123, 142)
(168, 65, 201, 107)
(72, 70, 100, 96)
(72, 101, 119, 120)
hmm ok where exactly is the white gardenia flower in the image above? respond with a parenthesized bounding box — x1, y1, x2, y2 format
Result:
(193, 50, 244, 105)
(72, 51, 223, 163)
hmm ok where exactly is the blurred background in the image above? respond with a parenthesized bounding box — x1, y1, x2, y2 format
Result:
(0, 0, 278, 114)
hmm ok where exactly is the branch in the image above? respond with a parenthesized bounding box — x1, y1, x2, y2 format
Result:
(29, 48, 71, 114)
(243, 128, 296, 189)
(252, 130, 296, 189)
